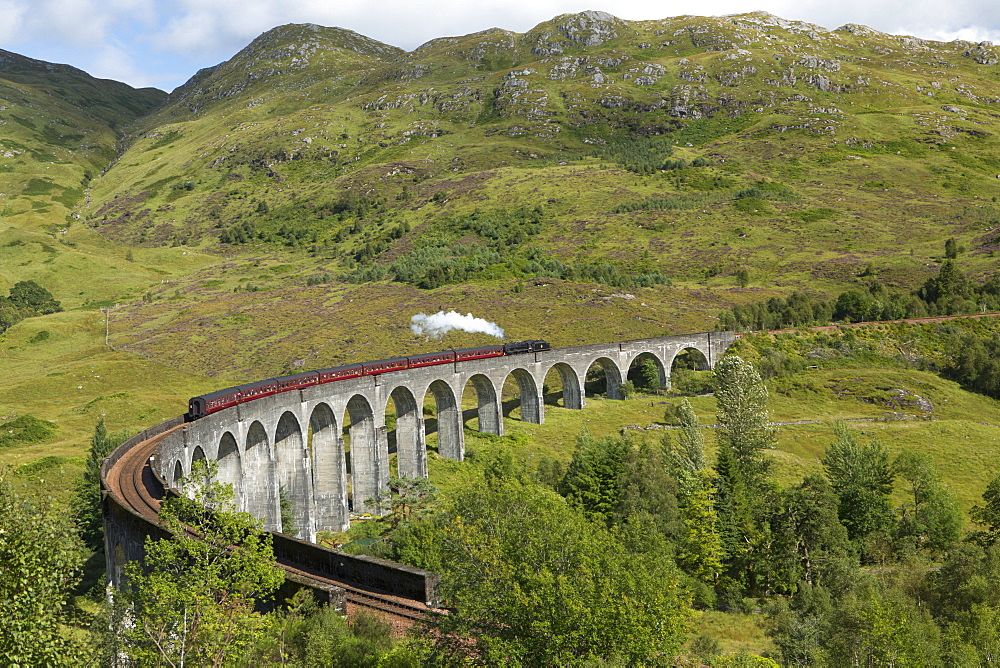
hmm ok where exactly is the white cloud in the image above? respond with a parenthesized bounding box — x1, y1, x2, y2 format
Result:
(0, 1, 28, 45)
(86, 44, 162, 88)
(0, 0, 155, 48)
(3, 0, 1000, 90)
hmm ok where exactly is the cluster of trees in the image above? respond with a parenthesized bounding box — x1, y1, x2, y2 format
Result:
(719, 259, 1000, 331)
(592, 135, 679, 174)
(337, 355, 987, 664)
(590, 134, 714, 174)
(941, 325, 1000, 398)
(611, 192, 717, 214)
(220, 192, 389, 247)
(341, 207, 672, 289)
(0, 279, 61, 332)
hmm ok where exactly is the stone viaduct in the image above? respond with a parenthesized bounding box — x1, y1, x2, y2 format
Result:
(151, 332, 735, 542)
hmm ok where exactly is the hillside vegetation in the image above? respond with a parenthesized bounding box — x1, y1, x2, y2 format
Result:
(1, 8, 999, 494)
(4, 14, 1000, 660)
(63, 11, 1000, 379)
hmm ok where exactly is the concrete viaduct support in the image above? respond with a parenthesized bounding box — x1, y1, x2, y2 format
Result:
(152, 332, 735, 541)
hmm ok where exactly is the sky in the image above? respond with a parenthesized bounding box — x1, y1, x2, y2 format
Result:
(1, 0, 999, 92)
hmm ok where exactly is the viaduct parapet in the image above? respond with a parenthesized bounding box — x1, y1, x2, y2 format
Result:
(148, 332, 735, 543)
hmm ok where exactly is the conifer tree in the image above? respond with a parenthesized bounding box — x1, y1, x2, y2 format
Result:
(73, 417, 129, 551)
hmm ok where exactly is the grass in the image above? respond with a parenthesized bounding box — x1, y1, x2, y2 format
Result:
(0, 309, 219, 499)
(4, 12, 1000, 653)
(687, 609, 775, 656)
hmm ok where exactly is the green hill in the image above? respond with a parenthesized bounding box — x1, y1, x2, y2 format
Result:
(57, 11, 1000, 380)
(0, 48, 164, 219)
(5, 16, 1000, 658)
(3, 10, 1000, 481)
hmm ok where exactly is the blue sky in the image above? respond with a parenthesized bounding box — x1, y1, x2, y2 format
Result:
(2, 0, 999, 92)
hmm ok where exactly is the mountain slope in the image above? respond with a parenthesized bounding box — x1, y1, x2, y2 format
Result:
(6, 11, 1000, 381)
(81, 12, 1000, 287)
(0, 48, 166, 234)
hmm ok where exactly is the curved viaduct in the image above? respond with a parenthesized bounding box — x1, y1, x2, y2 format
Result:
(102, 331, 734, 613)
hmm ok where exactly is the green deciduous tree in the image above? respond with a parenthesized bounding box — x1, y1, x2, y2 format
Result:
(971, 473, 1000, 545)
(924, 542, 1000, 662)
(771, 475, 856, 594)
(894, 450, 963, 553)
(430, 477, 691, 665)
(247, 589, 426, 667)
(0, 467, 87, 665)
(821, 423, 895, 554)
(822, 581, 942, 666)
(637, 357, 663, 390)
(8, 279, 61, 314)
(714, 355, 776, 489)
(118, 460, 284, 666)
(945, 237, 959, 259)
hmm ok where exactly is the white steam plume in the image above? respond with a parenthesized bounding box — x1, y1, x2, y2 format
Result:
(410, 310, 505, 340)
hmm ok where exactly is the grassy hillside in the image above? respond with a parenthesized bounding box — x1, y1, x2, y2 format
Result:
(4, 11, 1000, 504)
(60, 10, 1000, 384)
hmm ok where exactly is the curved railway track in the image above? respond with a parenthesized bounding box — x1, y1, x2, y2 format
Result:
(105, 427, 434, 626)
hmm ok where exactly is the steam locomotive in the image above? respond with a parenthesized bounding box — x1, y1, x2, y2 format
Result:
(185, 339, 551, 422)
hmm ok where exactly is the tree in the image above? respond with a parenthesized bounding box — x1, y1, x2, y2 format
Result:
(945, 237, 959, 259)
(366, 476, 438, 529)
(637, 358, 662, 390)
(821, 580, 942, 665)
(714, 355, 776, 489)
(8, 279, 61, 315)
(246, 589, 425, 667)
(73, 418, 129, 551)
(559, 431, 632, 521)
(560, 432, 680, 535)
(615, 438, 681, 538)
(430, 477, 690, 664)
(736, 268, 750, 288)
(971, 473, 1000, 544)
(767, 583, 833, 667)
(0, 467, 87, 665)
(663, 401, 724, 584)
(677, 476, 725, 584)
(669, 398, 707, 499)
(821, 424, 894, 554)
(894, 450, 963, 553)
(778, 475, 854, 588)
(118, 460, 284, 666)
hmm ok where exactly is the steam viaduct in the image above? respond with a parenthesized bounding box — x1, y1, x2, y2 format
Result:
(102, 331, 736, 611)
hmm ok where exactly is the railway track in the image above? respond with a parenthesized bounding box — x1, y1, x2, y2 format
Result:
(105, 427, 435, 627)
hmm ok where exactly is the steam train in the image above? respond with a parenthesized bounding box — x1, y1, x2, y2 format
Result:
(185, 339, 551, 422)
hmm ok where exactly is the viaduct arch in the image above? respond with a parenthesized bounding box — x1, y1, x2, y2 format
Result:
(149, 332, 734, 542)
